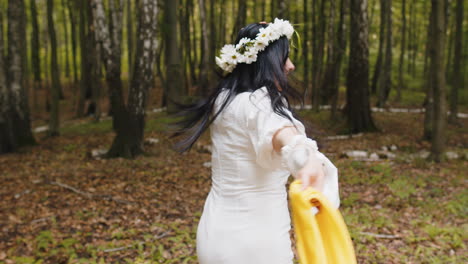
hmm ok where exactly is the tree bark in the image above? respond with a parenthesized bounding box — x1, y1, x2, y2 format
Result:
(198, 0, 212, 95)
(232, 0, 247, 41)
(0, 8, 15, 154)
(330, 0, 347, 120)
(47, 0, 61, 136)
(371, 0, 386, 94)
(5, 0, 36, 150)
(302, 0, 310, 99)
(376, 0, 392, 107)
(397, 0, 406, 101)
(126, 0, 134, 81)
(94, 0, 158, 158)
(311, 0, 325, 110)
(345, 0, 377, 132)
(61, 0, 71, 79)
(30, 0, 41, 113)
(68, 0, 78, 86)
(76, 0, 91, 117)
(448, 0, 463, 123)
(423, 6, 435, 141)
(320, 0, 336, 104)
(165, 0, 186, 113)
(429, 0, 447, 162)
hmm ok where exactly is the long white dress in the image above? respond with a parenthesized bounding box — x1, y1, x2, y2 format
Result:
(196, 87, 305, 264)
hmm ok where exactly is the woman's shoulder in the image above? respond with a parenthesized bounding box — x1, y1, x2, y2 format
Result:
(233, 87, 272, 112)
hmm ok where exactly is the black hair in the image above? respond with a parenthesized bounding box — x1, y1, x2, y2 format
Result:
(172, 22, 303, 152)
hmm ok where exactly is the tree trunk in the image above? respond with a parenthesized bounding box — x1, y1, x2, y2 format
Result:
(61, 0, 71, 79)
(126, 0, 159, 151)
(448, 0, 463, 124)
(92, 0, 129, 157)
(85, 1, 98, 117)
(5, 0, 36, 149)
(198, 0, 211, 95)
(311, 0, 325, 111)
(232, 0, 247, 41)
(47, 0, 61, 136)
(302, 0, 310, 99)
(345, 0, 377, 132)
(371, 0, 386, 94)
(429, 0, 447, 162)
(126, 0, 134, 81)
(68, 0, 79, 86)
(376, 0, 392, 107)
(331, 0, 347, 120)
(165, 0, 186, 113)
(0, 9, 15, 154)
(76, 0, 91, 117)
(30, 0, 41, 114)
(320, 0, 336, 104)
(423, 6, 435, 140)
(397, 0, 406, 101)
(278, 0, 289, 18)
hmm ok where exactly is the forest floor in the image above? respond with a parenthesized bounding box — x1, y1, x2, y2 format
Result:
(1, 102, 467, 263)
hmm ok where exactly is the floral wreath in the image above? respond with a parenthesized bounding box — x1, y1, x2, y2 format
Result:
(215, 18, 295, 73)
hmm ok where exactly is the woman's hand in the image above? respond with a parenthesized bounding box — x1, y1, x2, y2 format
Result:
(294, 153, 325, 191)
(273, 126, 325, 190)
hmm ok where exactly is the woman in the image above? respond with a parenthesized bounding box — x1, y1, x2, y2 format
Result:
(174, 19, 335, 264)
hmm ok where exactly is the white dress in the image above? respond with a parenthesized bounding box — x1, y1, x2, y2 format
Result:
(196, 87, 341, 263)
(196, 87, 304, 264)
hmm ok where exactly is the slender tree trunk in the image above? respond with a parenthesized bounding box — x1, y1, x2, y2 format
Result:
(61, 0, 70, 79)
(47, 0, 61, 136)
(429, 0, 447, 162)
(86, 1, 99, 117)
(261, 0, 266, 20)
(311, 0, 325, 111)
(321, 0, 336, 104)
(30, 0, 41, 113)
(371, 0, 386, 94)
(76, 0, 90, 117)
(232, 0, 247, 41)
(165, 0, 186, 113)
(6, 0, 36, 148)
(331, 0, 347, 120)
(198, 0, 211, 95)
(68, 0, 78, 86)
(423, 7, 435, 140)
(376, 0, 392, 107)
(302, 0, 310, 100)
(407, 0, 413, 74)
(345, 0, 377, 132)
(278, 0, 289, 18)
(448, 0, 463, 123)
(397, 0, 406, 101)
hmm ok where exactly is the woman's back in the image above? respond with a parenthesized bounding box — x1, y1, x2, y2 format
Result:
(196, 87, 304, 264)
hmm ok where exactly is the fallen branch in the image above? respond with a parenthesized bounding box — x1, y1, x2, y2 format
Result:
(359, 231, 400, 239)
(49, 181, 135, 205)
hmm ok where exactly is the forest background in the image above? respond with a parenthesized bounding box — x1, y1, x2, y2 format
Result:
(0, 0, 467, 263)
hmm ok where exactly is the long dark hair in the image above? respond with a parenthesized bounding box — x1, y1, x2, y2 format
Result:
(172, 22, 303, 152)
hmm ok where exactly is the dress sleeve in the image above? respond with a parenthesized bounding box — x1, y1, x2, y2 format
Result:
(241, 89, 305, 169)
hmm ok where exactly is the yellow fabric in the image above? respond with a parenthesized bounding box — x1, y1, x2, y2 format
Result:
(289, 180, 357, 264)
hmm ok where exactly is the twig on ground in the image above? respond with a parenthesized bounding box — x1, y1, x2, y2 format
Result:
(49, 181, 135, 205)
(31, 216, 54, 224)
(359, 231, 400, 239)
